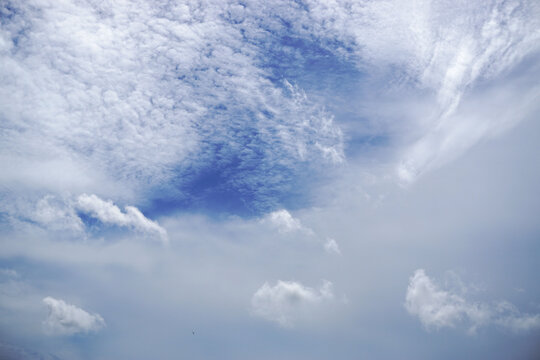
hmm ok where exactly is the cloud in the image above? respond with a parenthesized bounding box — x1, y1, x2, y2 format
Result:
(262, 210, 344, 255)
(76, 194, 168, 243)
(323, 238, 341, 255)
(33, 195, 84, 233)
(303, 0, 540, 182)
(0, 0, 344, 212)
(405, 269, 540, 333)
(263, 209, 306, 233)
(42, 297, 105, 336)
(251, 280, 333, 327)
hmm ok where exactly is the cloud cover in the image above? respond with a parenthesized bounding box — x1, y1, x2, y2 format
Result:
(0, 0, 345, 213)
(0, 0, 539, 359)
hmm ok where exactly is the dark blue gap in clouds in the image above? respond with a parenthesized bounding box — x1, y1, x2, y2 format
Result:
(142, 33, 377, 218)
(143, 146, 315, 219)
(258, 32, 362, 101)
(147, 16, 380, 219)
(256, 29, 397, 158)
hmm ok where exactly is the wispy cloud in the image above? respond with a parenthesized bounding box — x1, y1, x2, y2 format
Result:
(304, 0, 540, 182)
(405, 269, 540, 333)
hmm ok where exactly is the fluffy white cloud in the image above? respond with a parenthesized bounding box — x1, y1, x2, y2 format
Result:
(251, 280, 333, 327)
(42, 297, 105, 335)
(405, 269, 540, 333)
(76, 194, 168, 243)
(264, 209, 306, 233)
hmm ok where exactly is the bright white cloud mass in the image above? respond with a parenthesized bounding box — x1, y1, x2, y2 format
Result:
(76, 194, 168, 242)
(1, 0, 539, 359)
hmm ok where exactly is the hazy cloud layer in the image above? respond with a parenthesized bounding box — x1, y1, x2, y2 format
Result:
(406, 269, 540, 333)
(42, 297, 105, 336)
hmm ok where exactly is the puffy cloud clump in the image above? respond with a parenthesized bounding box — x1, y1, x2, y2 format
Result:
(251, 279, 334, 327)
(43, 297, 105, 335)
(77, 194, 168, 243)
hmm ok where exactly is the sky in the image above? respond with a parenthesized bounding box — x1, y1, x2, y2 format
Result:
(1, 0, 540, 359)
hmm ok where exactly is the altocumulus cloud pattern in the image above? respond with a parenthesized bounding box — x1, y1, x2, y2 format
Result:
(1, 0, 540, 359)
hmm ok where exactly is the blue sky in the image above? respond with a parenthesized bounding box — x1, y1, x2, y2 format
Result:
(1, 0, 540, 359)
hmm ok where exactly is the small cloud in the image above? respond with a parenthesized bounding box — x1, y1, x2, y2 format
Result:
(405, 269, 540, 334)
(324, 238, 341, 255)
(76, 194, 168, 243)
(262, 209, 313, 235)
(493, 301, 540, 333)
(42, 297, 105, 335)
(251, 280, 334, 327)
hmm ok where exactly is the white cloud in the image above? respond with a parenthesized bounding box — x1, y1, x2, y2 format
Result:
(33, 195, 84, 232)
(42, 297, 105, 335)
(251, 280, 333, 327)
(76, 194, 168, 243)
(0, 0, 344, 209)
(262, 210, 343, 254)
(264, 209, 305, 233)
(324, 238, 341, 255)
(405, 269, 540, 333)
(303, 0, 540, 182)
